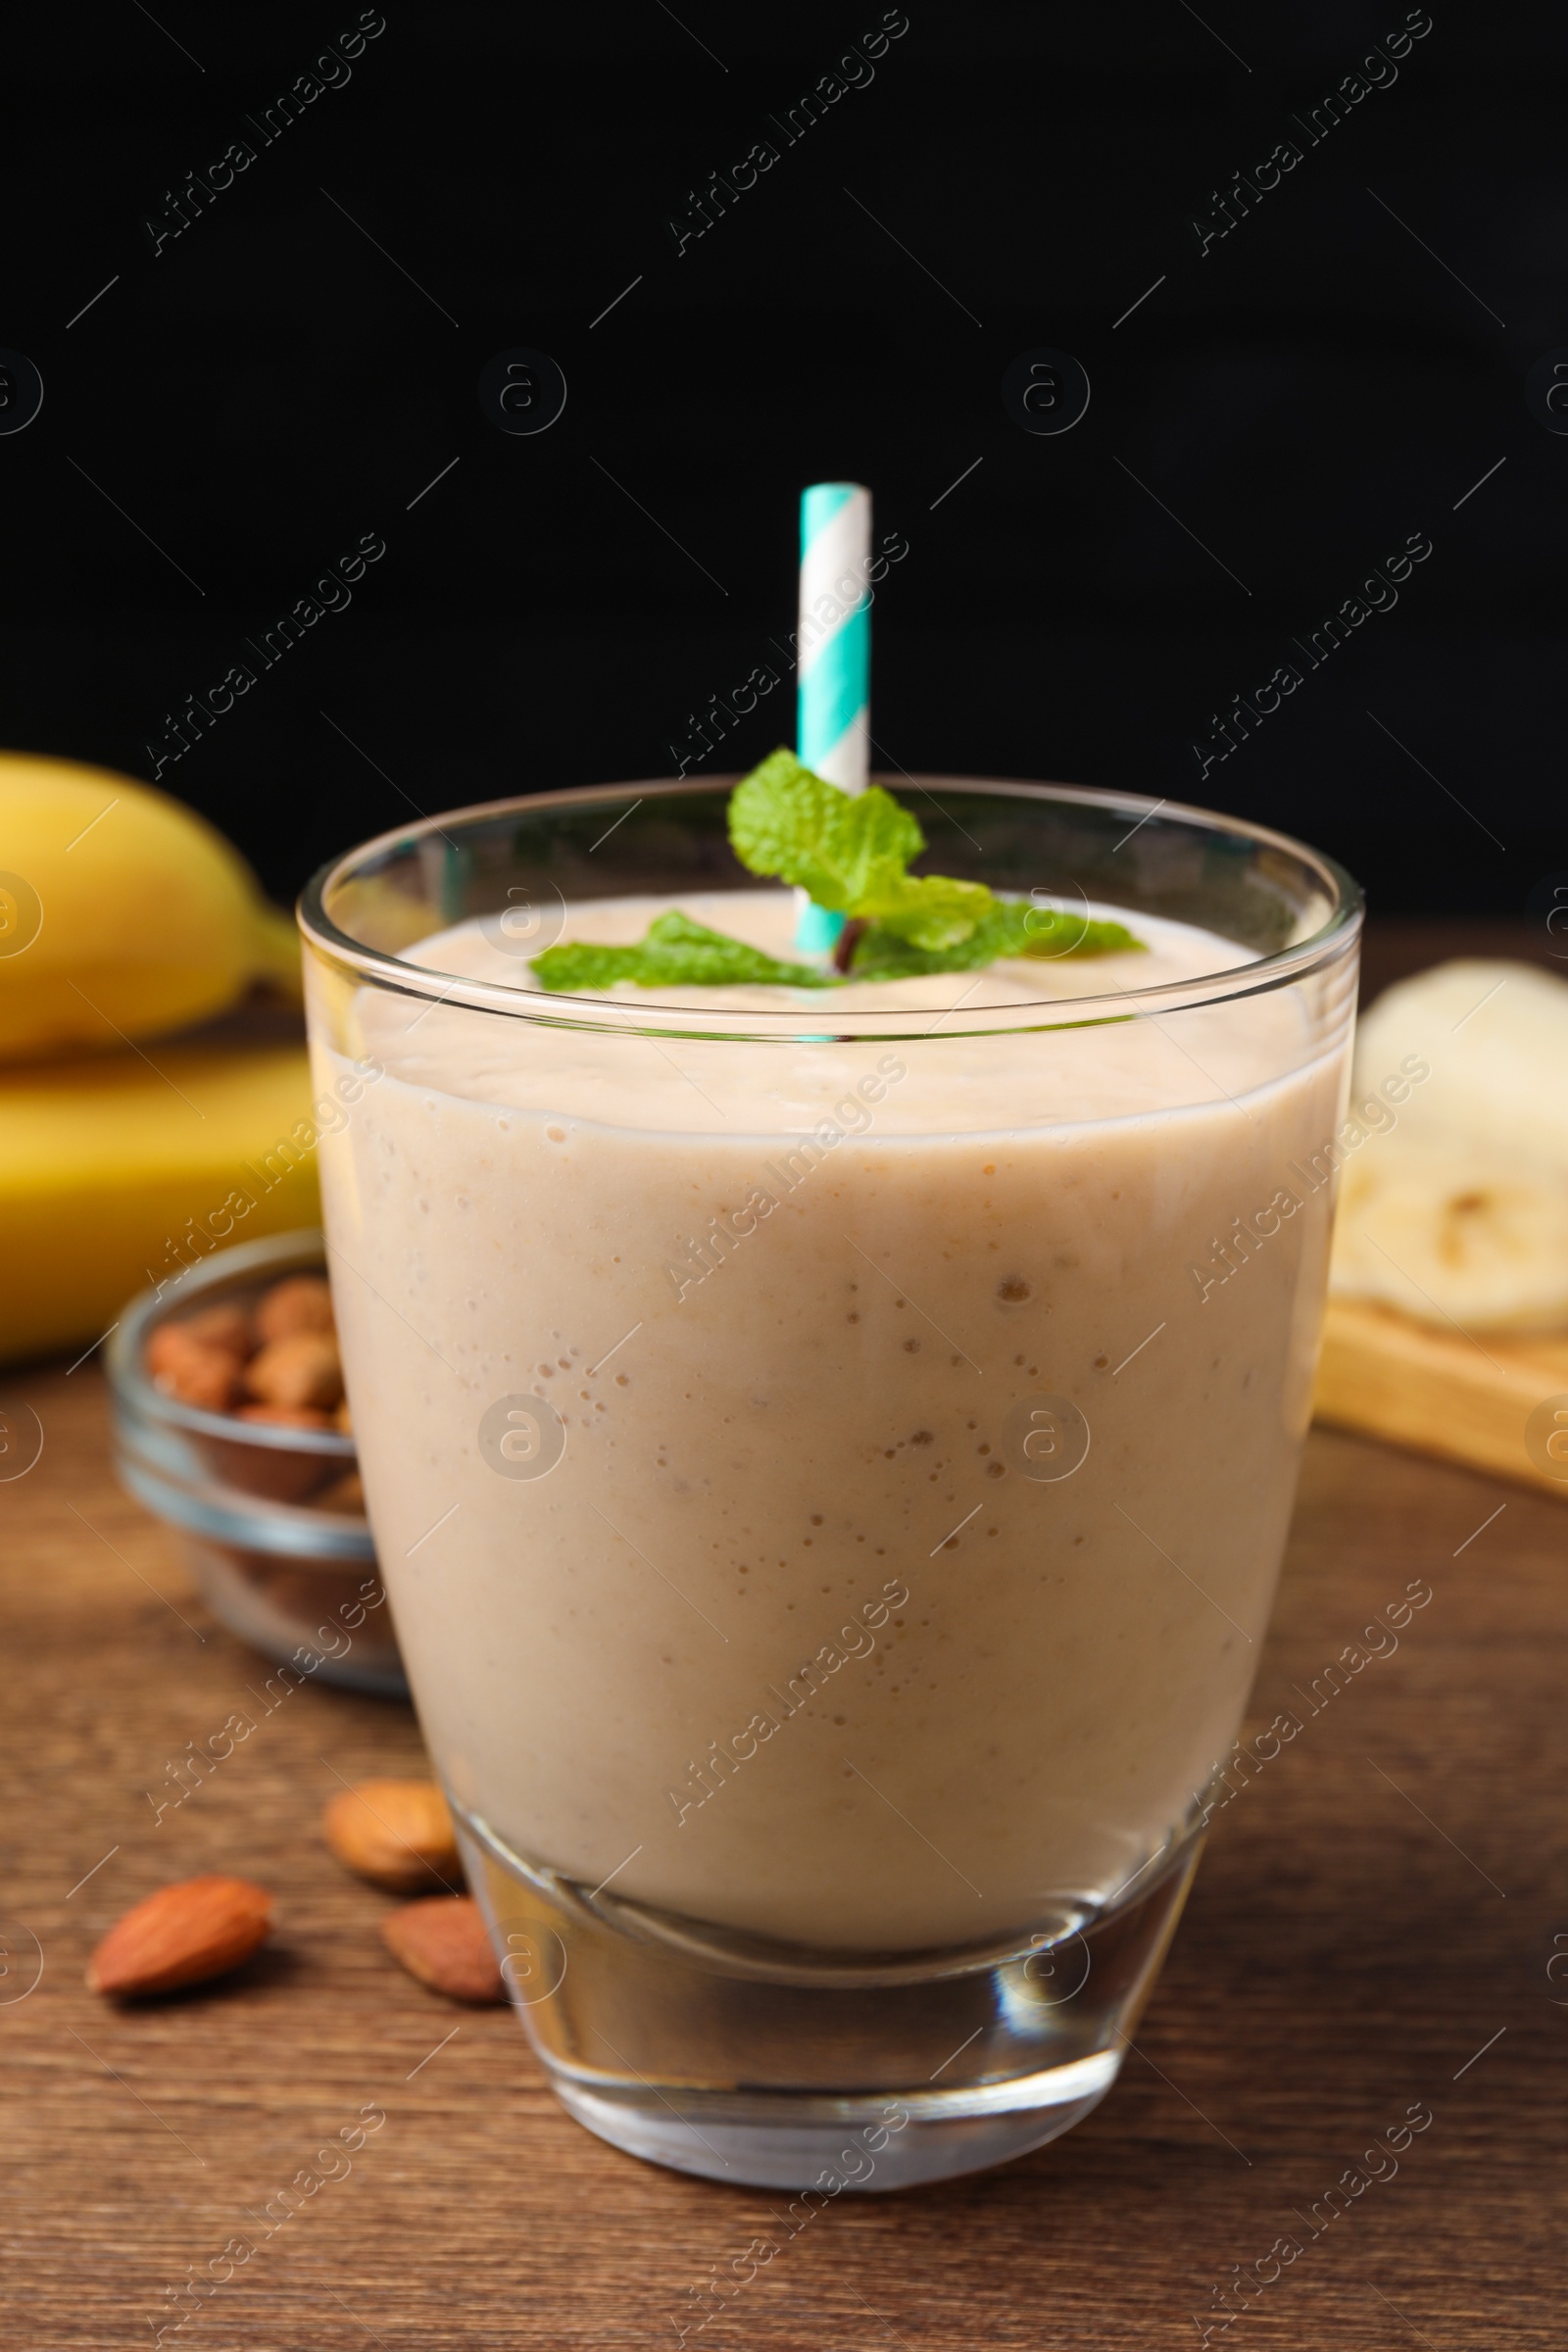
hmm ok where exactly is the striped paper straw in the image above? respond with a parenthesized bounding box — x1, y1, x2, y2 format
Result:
(796, 481, 870, 952)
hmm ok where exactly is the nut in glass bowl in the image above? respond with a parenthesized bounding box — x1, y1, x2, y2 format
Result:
(107, 1228, 405, 1695)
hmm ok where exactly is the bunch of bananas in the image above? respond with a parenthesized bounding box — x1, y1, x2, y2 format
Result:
(1, 753, 320, 1364)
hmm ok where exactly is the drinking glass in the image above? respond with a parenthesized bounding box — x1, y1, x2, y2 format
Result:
(299, 777, 1360, 2190)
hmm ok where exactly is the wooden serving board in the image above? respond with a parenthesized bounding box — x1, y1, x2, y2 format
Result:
(1313, 1295, 1568, 1501)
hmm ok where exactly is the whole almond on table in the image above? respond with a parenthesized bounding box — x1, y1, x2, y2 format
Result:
(382, 1897, 506, 2005)
(323, 1780, 461, 1891)
(87, 1876, 273, 1997)
(256, 1273, 335, 1342)
(246, 1331, 343, 1411)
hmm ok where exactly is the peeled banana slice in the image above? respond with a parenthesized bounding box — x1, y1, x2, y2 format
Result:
(1353, 957, 1568, 1162)
(1331, 1144, 1568, 1333)
(1330, 958, 1568, 1331)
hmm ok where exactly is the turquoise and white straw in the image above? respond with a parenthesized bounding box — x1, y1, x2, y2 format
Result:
(795, 480, 870, 953)
(798, 481, 870, 790)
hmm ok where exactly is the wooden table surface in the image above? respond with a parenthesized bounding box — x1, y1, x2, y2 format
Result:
(6, 920, 1565, 2349)
(5, 1362, 1563, 2348)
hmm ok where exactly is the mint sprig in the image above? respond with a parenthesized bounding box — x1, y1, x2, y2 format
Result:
(528, 751, 1146, 991)
(728, 752, 1145, 971)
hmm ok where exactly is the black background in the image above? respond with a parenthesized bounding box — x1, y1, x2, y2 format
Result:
(5, 3, 1560, 915)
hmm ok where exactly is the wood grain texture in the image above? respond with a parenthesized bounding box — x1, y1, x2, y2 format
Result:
(1315, 1298, 1568, 1501)
(4, 1356, 1564, 2350)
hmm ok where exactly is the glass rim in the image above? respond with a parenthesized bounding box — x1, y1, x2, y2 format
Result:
(297, 775, 1364, 1043)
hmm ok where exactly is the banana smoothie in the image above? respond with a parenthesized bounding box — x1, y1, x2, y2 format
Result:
(310, 886, 1350, 1954)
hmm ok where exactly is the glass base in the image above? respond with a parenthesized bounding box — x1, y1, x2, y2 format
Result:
(552, 2059, 1117, 2190)
(457, 1805, 1202, 2192)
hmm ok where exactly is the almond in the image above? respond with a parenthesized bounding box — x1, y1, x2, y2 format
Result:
(255, 1274, 335, 1343)
(148, 1330, 244, 1410)
(381, 1896, 505, 2004)
(165, 1301, 255, 1358)
(322, 1779, 461, 1892)
(246, 1332, 343, 1411)
(87, 1875, 272, 1997)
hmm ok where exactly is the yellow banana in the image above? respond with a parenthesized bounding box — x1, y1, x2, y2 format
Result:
(0, 752, 299, 1062)
(0, 1043, 321, 1365)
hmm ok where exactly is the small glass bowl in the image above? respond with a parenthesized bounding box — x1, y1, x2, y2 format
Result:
(107, 1227, 407, 1695)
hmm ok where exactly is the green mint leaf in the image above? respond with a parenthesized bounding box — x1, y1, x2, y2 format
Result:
(728, 749, 924, 913)
(850, 900, 1146, 978)
(842, 927, 970, 981)
(1015, 906, 1146, 959)
(530, 909, 834, 992)
(857, 870, 997, 951)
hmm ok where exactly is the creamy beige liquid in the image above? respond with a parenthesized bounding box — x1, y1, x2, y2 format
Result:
(311, 892, 1348, 1951)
